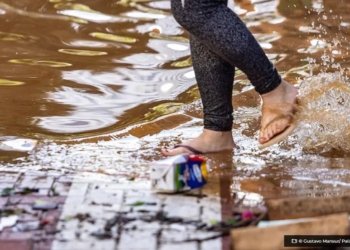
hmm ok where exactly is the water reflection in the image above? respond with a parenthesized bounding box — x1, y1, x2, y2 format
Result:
(58, 48, 108, 56)
(0, 0, 195, 137)
(0, 79, 25, 86)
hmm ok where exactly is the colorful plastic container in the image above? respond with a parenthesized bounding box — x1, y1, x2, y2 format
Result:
(151, 154, 208, 193)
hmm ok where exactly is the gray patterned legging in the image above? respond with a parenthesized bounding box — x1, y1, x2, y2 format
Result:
(171, 0, 282, 131)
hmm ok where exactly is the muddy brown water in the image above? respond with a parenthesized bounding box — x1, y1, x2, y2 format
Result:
(1, 0, 350, 208)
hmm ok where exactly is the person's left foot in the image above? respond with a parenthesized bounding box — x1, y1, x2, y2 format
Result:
(259, 80, 298, 144)
(161, 129, 234, 156)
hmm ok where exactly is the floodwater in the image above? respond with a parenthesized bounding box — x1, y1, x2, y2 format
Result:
(1, 0, 350, 208)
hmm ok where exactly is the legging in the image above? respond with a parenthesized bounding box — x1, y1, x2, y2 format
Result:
(171, 0, 282, 131)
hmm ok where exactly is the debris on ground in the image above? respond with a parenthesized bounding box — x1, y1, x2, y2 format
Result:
(231, 213, 349, 250)
(266, 194, 350, 220)
(0, 215, 18, 231)
(151, 154, 208, 193)
(0, 138, 37, 152)
(32, 200, 58, 211)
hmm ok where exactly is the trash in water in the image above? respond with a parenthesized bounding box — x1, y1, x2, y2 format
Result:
(0, 137, 37, 152)
(32, 200, 58, 211)
(14, 221, 40, 232)
(241, 210, 255, 221)
(16, 187, 40, 195)
(127, 201, 157, 207)
(0, 215, 18, 231)
(232, 214, 349, 250)
(257, 218, 315, 228)
(151, 154, 208, 193)
(91, 229, 113, 239)
(1, 187, 14, 197)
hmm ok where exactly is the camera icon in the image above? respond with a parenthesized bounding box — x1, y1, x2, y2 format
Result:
(291, 239, 298, 244)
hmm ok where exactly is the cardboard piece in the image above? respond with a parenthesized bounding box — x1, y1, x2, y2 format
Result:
(266, 195, 350, 220)
(151, 154, 207, 193)
(231, 213, 349, 250)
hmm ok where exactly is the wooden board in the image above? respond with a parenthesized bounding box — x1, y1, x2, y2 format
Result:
(231, 213, 349, 250)
(266, 195, 350, 220)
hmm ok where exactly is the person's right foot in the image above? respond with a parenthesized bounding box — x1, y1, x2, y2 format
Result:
(161, 129, 234, 156)
(259, 80, 298, 144)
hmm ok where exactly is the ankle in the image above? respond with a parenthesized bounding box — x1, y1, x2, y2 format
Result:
(202, 129, 233, 140)
(261, 81, 285, 98)
(261, 80, 296, 104)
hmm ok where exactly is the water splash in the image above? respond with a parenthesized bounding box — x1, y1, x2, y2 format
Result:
(297, 73, 350, 154)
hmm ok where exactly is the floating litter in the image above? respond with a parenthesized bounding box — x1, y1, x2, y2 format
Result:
(0, 138, 37, 152)
(0, 215, 18, 231)
(151, 154, 208, 193)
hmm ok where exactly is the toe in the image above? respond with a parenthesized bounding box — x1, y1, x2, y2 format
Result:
(259, 128, 269, 144)
(266, 126, 274, 141)
(160, 148, 170, 156)
(274, 119, 289, 136)
(259, 115, 293, 144)
(161, 146, 190, 156)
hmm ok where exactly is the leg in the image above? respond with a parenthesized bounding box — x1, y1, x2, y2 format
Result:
(170, 0, 298, 146)
(171, 0, 281, 94)
(191, 34, 235, 132)
(162, 35, 235, 156)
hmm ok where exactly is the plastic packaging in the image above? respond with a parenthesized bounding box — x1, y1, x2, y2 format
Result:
(151, 154, 208, 193)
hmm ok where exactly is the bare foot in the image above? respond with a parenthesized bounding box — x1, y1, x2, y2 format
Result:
(161, 129, 234, 156)
(259, 80, 298, 144)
